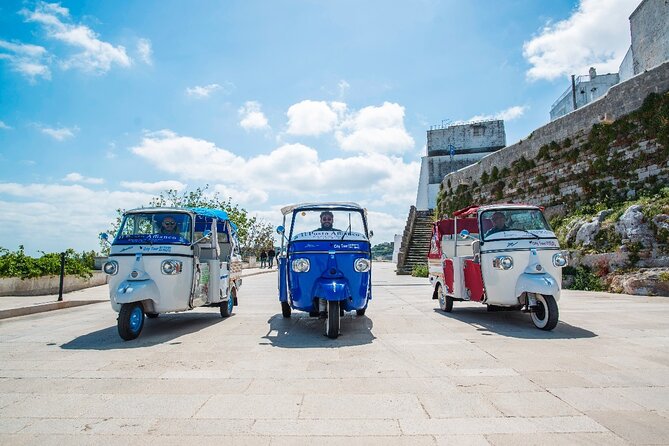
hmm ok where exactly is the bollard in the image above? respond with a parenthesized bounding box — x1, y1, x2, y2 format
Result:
(58, 252, 65, 301)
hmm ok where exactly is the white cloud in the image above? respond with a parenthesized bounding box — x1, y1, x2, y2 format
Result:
(0, 121, 12, 130)
(63, 172, 104, 184)
(213, 184, 269, 205)
(186, 83, 221, 98)
(20, 1, 131, 74)
(0, 39, 51, 81)
(366, 210, 408, 244)
(523, 0, 638, 81)
(136, 38, 152, 65)
(335, 102, 414, 155)
(239, 101, 270, 131)
(338, 79, 350, 98)
(0, 183, 155, 254)
(120, 180, 186, 192)
(286, 100, 342, 136)
(131, 129, 420, 198)
(40, 125, 77, 140)
(464, 105, 528, 123)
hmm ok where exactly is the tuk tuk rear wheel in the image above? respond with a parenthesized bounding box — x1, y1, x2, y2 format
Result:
(531, 294, 559, 330)
(281, 301, 291, 318)
(438, 285, 453, 312)
(326, 301, 340, 339)
(220, 289, 234, 318)
(118, 302, 144, 341)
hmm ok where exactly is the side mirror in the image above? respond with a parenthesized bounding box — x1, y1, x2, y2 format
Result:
(99, 232, 111, 246)
(460, 229, 469, 237)
(369, 230, 374, 238)
(276, 225, 285, 235)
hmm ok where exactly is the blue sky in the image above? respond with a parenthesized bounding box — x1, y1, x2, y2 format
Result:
(0, 0, 640, 254)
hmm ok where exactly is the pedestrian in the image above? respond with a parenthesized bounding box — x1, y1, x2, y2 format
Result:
(259, 250, 267, 268)
(267, 247, 276, 268)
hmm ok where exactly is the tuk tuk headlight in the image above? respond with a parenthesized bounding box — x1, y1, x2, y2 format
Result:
(552, 251, 569, 267)
(103, 260, 118, 275)
(493, 256, 514, 270)
(354, 258, 371, 273)
(161, 260, 183, 275)
(291, 258, 310, 273)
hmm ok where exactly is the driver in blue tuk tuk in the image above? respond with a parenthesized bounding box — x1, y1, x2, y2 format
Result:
(314, 211, 341, 232)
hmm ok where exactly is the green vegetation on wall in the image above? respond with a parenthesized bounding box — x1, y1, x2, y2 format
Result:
(436, 92, 669, 217)
(0, 246, 95, 279)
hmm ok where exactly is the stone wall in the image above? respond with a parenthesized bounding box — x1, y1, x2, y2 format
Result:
(439, 61, 669, 203)
(0, 271, 109, 297)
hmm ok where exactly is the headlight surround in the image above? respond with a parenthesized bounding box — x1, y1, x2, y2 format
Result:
(552, 251, 569, 267)
(493, 256, 514, 270)
(161, 259, 183, 275)
(354, 258, 371, 273)
(291, 258, 310, 273)
(103, 260, 118, 275)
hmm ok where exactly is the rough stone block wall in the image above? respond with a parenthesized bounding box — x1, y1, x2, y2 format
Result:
(439, 61, 669, 212)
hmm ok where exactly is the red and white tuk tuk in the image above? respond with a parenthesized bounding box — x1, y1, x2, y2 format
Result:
(428, 204, 568, 330)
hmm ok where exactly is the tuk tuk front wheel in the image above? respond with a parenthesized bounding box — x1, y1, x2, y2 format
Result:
(326, 301, 340, 339)
(281, 301, 291, 318)
(531, 294, 559, 331)
(437, 285, 453, 312)
(118, 302, 145, 341)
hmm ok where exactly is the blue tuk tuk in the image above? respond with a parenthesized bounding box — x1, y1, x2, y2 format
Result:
(276, 202, 373, 338)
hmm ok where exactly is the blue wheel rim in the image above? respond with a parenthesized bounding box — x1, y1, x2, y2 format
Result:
(227, 291, 234, 314)
(129, 306, 143, 333)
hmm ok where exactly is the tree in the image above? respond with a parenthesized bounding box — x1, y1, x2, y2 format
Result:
(371, 242, 394, 260)
(101, 185, 274, 258)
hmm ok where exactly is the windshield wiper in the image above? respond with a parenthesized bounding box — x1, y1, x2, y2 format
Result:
(341, 213, 352, 241)
(510, 228, 540, 239)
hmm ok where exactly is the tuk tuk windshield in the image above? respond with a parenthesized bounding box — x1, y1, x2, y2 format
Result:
(114, 212, 192, 245)
(481, 208, 553, 241)
(290, 209, 367, 241)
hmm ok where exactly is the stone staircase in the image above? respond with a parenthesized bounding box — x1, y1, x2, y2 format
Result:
(396, 207, 434, 275)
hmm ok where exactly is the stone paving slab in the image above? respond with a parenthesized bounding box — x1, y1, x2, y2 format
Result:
(0, 262, 668, 444)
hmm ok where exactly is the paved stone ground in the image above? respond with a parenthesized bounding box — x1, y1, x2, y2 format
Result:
(0, 262, 668, 445)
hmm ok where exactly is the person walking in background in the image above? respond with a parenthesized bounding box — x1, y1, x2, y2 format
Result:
(267, 247, 276, 268)
(259, 250, 267, 268)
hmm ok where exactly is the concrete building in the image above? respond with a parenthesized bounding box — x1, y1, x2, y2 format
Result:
(415, 120, 505, 210)
(551, 0, 668, 120)
(550, 68, 620, 121)
(620, 0, 669, 81)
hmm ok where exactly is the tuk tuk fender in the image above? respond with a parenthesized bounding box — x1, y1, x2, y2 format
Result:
(514, 273, 560, 302)
(112, 279, 160, 306)
(314, 278, 351, 302)
(278, 257, 288, 303)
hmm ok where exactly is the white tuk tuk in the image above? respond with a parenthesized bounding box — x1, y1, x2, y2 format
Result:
(102, 207, 242, 340)
(428, 204, 568, 330)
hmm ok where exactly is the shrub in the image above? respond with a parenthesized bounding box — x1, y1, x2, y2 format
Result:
(0, 246, 94, 279)
(411, 264, 429, 278)
(563, 266, 605, 291)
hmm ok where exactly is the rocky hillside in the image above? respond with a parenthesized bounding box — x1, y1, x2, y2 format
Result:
(437, 91, 669, 296)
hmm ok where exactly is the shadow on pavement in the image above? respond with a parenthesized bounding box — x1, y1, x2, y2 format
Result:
(434, 308, 597, 339)
(262, 313, 375, 348)
(61, 312, 227, 350)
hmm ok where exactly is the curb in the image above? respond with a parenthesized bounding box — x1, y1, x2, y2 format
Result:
(0, 268, 277, 320)
(0, 300, 106, 320)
